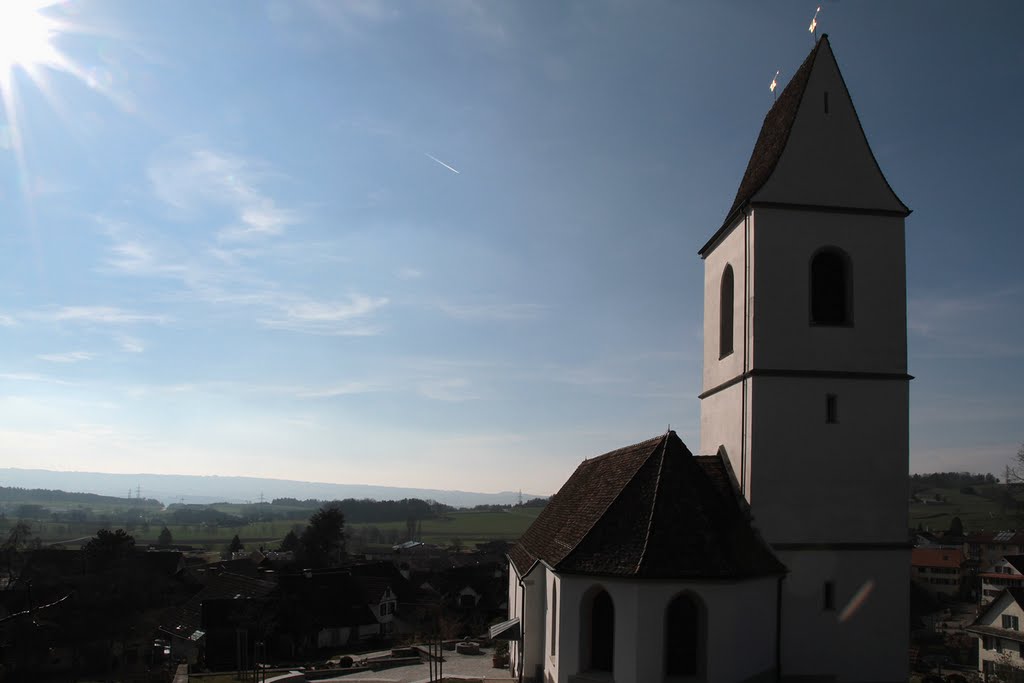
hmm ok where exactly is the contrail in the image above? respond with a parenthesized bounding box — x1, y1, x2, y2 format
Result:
(424, 152, 460, 175)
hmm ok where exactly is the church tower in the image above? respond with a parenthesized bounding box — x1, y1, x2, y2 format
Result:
(698, 36, 910, 681)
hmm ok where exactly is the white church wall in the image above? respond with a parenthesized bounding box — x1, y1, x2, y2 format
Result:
(748, 375, 908, 544)
(508, 568, 523, 675)
(698, 381, 752, 496)
(554, 574, 778, 683)
(701, 212, 752, 393)
(544, 571, 561, 683)
(700, 209, 755, 493)
(509, 562, 548, 682)
(750, 209, 907, 375)
(776, 548, 909, 683)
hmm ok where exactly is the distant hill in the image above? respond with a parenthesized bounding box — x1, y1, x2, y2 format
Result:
(0, 468, 545, 508)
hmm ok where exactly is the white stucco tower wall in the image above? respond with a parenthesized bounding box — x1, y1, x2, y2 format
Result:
(699, 36, 910, 682)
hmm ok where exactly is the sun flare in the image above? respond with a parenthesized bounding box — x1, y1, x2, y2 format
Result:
(0, 1, 82, 176)
(0, 1, 64, 82)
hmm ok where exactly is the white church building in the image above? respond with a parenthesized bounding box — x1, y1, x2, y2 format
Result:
(499, 35, 911, 683)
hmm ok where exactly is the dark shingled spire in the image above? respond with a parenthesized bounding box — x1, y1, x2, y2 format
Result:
(699, 34, 910, 257)
(698, 38, 825, 257)
(508, 432, 784, 579)
(725, 40, 824, 225)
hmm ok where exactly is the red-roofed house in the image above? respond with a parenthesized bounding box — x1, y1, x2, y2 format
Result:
(980, 556, 1024, 605)
(911, 548, 965, 597)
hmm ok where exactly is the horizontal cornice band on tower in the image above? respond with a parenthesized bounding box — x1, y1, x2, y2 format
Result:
(698, 368, 914, 400)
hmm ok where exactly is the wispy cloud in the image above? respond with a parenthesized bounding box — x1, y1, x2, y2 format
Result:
(31, 306, 169, 325)
(296, 381, 388, 399)
(98, 220, 389, 337)
(117, 336, 145, 353)
(417, 377, 478, 402)
(0, 314, 16, 327)
(438, 302, 545, 321)
(37, 351, 95, 364)
(259, 293, 389, 335)
(148, 145, 298, 241)
(0, 372, 75, 386)
(396, 267, 423, 280)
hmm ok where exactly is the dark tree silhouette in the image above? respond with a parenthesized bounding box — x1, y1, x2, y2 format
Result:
(228, 534, 244, 554)
(280, 529, 299, 552)
(158, 526, 173, 546)
(84, 528, 135, 570)
(3, 521, 33, 551)
(300, 505, 346, 567)
(948, 516, 964, 537)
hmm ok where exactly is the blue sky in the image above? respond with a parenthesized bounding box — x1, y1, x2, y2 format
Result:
(1, 1, 1021, 495)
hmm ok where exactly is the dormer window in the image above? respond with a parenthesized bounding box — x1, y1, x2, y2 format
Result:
(810, 248, 852, 326)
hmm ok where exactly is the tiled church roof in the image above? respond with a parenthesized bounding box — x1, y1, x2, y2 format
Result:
(509, 431, 784, 579)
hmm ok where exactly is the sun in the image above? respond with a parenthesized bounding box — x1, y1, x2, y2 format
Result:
(0, 1, 64, 83)
(0, 1, 80, 177)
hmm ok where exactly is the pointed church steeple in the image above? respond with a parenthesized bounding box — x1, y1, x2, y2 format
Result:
(697, 34, 911, 681)
(701, 35, 910, 256)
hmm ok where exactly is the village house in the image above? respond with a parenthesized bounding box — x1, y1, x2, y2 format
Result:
(980, 556, 1024, 605)
(967, 531, 1024, 569)
(968, 588, 1024, 680)
(159, 571, 277, 667)
(504, 34, 911, 683)
(911, 547, 965, 598)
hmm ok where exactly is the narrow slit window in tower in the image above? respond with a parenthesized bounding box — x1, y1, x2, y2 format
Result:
(826, 394, 838, 424)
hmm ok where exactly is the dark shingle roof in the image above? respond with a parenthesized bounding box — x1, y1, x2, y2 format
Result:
(509, 432, 784, 579)
(698, 38, 823, 257)
(700, 34, 910, 257)
(160, 571, 276, 641)
(727, 41, 822, 221)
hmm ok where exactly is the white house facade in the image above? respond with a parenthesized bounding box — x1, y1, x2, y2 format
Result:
(504, 34, 910, 683)
(969, 588, 1024, 679)
(981, 556, 1024, 605)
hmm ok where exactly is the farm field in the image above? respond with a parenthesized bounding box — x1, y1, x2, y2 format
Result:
(1, 506, 546, 551)
(348, 507, 544, 547)
(11, 480, 1023, 552)
(909, 484, 1024, 534)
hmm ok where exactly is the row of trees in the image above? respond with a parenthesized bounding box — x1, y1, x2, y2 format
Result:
(0, 485, 161, 508)
(270, 497, 452, 523)
(909, 472, 998, 494)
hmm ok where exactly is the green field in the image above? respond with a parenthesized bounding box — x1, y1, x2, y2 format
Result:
(1, 507, 545, 551)
(12, 480, 1020, 552)
(348, 507, 544, 547)
(909, 483, 1023, 533)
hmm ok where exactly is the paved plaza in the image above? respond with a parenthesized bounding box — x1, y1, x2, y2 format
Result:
(263, 648, 512, 683)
